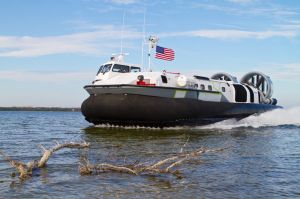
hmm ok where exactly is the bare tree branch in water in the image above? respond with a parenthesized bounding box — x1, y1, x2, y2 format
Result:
(0, 141, 90, 179)
(1, 141, 228, 180)
(38, 141, 90, 167)
(79, 147, 228, 178)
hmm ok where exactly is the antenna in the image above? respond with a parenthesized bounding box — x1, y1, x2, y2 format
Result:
(141, 8, 146, 71)
(120, 10, 126, 54)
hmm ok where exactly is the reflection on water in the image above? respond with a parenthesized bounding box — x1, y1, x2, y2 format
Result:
(0, 111, 299, 198)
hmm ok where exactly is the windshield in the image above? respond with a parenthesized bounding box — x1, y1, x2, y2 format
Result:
(97, 64, 112, 75)
(131, 66, 141, 72)
(112, 64, 130, 73)
(96, 65, 103, 75)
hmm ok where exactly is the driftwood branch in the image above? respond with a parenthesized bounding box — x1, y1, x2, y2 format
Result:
(95, 163, 138, 175)
(38, 141, 90, 167)
(1, 141, 228, 180)
(79, 147, 228, 177)
(0, 141, 90, 179)
(0, 150, 31, 179)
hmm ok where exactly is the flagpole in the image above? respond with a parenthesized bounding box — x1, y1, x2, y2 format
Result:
(148, 36, 159, 72)
(148, 41, 151, 72)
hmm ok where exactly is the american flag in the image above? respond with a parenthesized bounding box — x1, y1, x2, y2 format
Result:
(155, 46, 175, 61)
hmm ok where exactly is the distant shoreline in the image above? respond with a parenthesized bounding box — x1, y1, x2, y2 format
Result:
(0, 107, 81, 112)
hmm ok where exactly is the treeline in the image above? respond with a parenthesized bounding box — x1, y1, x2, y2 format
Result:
(0, 107, 81, 112)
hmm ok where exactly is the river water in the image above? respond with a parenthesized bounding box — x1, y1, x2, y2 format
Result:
(0, 108, 300, 198)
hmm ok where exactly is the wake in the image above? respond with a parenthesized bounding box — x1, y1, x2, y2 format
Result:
(93, 107, 300, 130)
(199, 106, 300, 130)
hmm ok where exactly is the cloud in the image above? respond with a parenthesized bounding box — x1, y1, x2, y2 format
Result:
(0, 27, 296, 58)
(227, 0, 255, 4)
(276, 20, 300, 30)
(165, 62, 300, 84)
(83, 0, 137, 4)
(0, 26, 141, 57)
(193, 2, 299, 17)
(1, 18, 298, 59)
(160, 29, 297, 40)
(110, 0, 137, 5)
(0, 70, 95, 82)
(262, 63, 300, 81)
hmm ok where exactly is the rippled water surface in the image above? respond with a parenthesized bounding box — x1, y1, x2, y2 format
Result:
(0, 110, 300, 198)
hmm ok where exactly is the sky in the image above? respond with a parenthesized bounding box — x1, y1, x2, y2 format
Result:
(0, 0, 299, 107)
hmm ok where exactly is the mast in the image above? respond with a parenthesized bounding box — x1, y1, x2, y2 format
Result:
(120, 10, 125, 54)
(141, 9, 146, 71)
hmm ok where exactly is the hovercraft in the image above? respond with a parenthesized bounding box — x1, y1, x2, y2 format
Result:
(81, 37, 281, 127)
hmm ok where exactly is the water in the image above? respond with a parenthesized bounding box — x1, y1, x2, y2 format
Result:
(0, 108, 299, 198)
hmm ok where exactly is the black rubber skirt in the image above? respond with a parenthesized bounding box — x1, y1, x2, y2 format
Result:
(81, 94, 279, 127)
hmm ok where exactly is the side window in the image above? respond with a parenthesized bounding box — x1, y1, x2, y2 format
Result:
(208, 85, 212, 91)
(131, 67, 141, 72)
(194, 84, 198, 88)
(200, 84, 205, 90)
(161, 75, 168, 83)
(112, 64, 130, 73)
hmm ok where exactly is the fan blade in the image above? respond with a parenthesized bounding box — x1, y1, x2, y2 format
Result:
(256, 76, 264, 88)
(251, 76, 255, 85)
